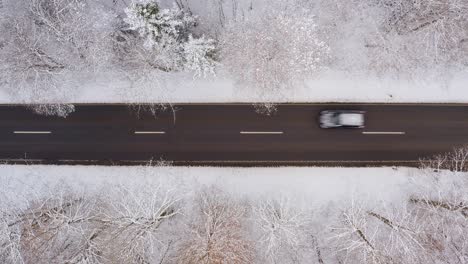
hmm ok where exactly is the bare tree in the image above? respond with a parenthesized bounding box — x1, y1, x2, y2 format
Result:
(420, 145, 468, 172)
(252, 196, 311, 263)
(380, 0, 468, 63)
(112, 26, 176, 117)
(0, 0, 113, 117)
(221, 7, 330, 112)
(176, 186, 254, 264)
(419, 153, 448, 172)
(314, 0, 468, 76)
(99, 183, 181, 264)
(364, 0, 468, 75)
(2, 174, 183, 264)
(329, 194, 468, 264)
(368, 205, 429, 263)
(409, 146, 468, 263)
(330, 199, 386, 264)
(407, 197, 468, 263)
(0, 217, 23, 264)
(330, 199, 425, 263)
(17, 192, 102, 263)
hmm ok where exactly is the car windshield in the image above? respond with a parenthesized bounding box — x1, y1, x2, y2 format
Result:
(323, 113, 339, 124)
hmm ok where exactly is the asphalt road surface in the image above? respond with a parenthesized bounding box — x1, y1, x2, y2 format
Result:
(0, 103, 467, 166)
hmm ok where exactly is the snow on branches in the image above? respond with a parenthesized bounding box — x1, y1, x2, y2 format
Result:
(253, 196, 311, 263)
(380, 0, 468, 63)
(124, 1, 195, 49)
(176, 186, 254, 264)
(0, 0, 112, 117)
(2, 180, 182, 264)
(123, 0, 216, 76)
(221, 9, 330, 100)
(184, 35, 216, 78)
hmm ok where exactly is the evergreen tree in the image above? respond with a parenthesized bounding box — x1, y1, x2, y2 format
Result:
(124, 0, 216, 76)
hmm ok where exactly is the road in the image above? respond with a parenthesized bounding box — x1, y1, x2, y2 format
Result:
(0, 103, 467, 166)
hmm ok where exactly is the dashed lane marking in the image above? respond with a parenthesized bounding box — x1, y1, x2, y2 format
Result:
(240, 131, 284, 135)
(134, 131, 166, 134)
(362, 131, 405, 135)
(13, 131, 52, 134)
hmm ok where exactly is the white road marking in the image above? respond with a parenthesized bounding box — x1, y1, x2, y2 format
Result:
(134, 131, 166, 134)
(240, 131, 284, 135)
(14, 131, 51, 134)
(362, 131, 406, 135)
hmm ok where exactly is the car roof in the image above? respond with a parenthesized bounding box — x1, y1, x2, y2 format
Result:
(338, 113, 364, 126)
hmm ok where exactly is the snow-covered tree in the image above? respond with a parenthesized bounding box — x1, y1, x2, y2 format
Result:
(176, 186, 254, 264)
(18, 192, 101, 263)
(0, 0, 113, 117)
(252, 196, 312, 263)
(330, 199, 383, 263)
(333, 194, 460, 264)
(0, 217, 23, 263)
(100, 183, 181, 263)
(122, 0, 216, 76)
(3, 178, 182, 264)
(328, 147, 468, 264)
(221, 8, 330, 108)
(410, 147, 468, 263)
(313, 0, 468, 76)
(420, 145, 468, 172)
(184, 34, 216, 77)
(379, 0, 468, 64)
(125, 1, 195, 49)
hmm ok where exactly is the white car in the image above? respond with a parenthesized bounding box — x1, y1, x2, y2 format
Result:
(319, 110, 365, 128)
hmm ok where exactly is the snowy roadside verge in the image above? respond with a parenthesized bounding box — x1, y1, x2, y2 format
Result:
(1, 69, 467, 104)
(0, 165, 415, 209)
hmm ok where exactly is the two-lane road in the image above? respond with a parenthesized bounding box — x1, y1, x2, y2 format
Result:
(0, 103, 467, 166)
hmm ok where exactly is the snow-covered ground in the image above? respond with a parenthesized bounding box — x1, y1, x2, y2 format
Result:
(1, 69, 468, 104)
(72, 69, 468, 103)
(0, 165, 414, 209)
